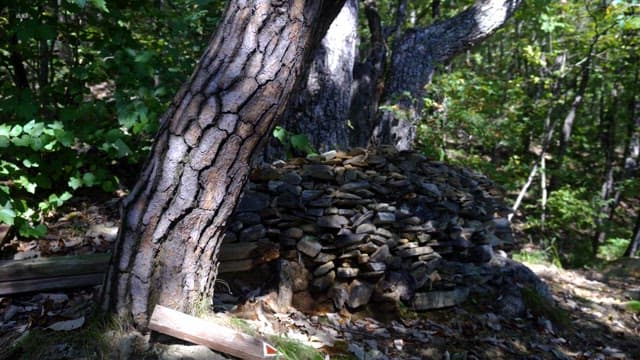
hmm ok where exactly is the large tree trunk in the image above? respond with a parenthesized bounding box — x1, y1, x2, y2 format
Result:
(101, 0, 344, 328)
(370, 0, 524, 150)
(274, 0, 358, 154)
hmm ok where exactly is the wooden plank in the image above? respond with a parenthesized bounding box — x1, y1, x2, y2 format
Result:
(0, 273, 104, 296)
(149, 305, 277, 360)
(0, 253, 111, 282)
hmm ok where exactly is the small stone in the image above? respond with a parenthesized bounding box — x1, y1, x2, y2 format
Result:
(314, 261, 335, 277)
(309, 196, 333, 207)
(337, 267, 360, 278)
(348, 280, 374, 309)
(370, 245, 390, 263)
(419, 182, 442, 197)
(284, 227, 304, 239)
(357, 253, 370, 264)
(297, 236, 322, 258)
(239, 224, 266, 242)
(330, 283, 349, 310)
(358, 242, 378, 254)
(412, 287, 469, 310)
(305, 207, 324, 217)
(338, 249, 361, 259)
(336, 231, 366, 248)
(289, 261, 311, 292)
(234, 212, 262, 225)
(237, 191, 270, 212)
(282, 171, 303, 185)
(314, 252, 337, 263)
(375, 227, 393, 238)
(400, 246, 434, 258)
(303, 164, 335, 180)
(301, 190, 324, 202)
(311, 271, 336, 292)
(471, 244, 494, 263)
(374, 212, 396, 224)
(318, 215, 349, 229)
(367, 262, 387, 272)
(340, 181, 370, 192)
(355, 223, 376, 234)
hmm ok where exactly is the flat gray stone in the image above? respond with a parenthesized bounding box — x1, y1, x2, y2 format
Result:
(311, 271, 336, 292)
(400, 246, 434, 258)
(412, 287, 469, 310)
(314, 261, 335, 277)
(355, 223, 376, 234)
(239, 224, 266, 242)
(369, 245, 390, 263)
(297, 236, 322, 258)
(374, 212, 396, 224)
(336, 267, 360, 278)
(318, 215, 349, 228)
(348, 280, 374, 309)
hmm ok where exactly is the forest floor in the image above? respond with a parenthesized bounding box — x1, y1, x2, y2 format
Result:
(0, 199, 639, 359)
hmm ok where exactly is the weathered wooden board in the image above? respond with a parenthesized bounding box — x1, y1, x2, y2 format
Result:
(0, 253, 111, 282)
(149, 305, 279, 360)
(0, 273, 104, 296)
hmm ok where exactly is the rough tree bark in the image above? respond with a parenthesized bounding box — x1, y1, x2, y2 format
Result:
(370, 0, 524, 150)
(348, 0, 386, 148)
(276, 0, 358, 154)
(101, 0, 345, 328)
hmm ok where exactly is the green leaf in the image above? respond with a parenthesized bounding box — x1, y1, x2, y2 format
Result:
(290, 134, 316, 155)
(19, 223, 47, 238)
(16, 176, 37, 194)
(69, 177, 83, 190)
(9, 125, 22, 137)
(82, 172, 97, 186)
(273, 126, 288, 145)
(0, 204, 16, 225)
(90, 0, 109, 12)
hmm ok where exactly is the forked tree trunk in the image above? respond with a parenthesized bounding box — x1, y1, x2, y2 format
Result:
(101, 0, 344, 328)
(370, 0, 524, 150)
(348, 0, 386, 148)
(276, 0, 358, 154)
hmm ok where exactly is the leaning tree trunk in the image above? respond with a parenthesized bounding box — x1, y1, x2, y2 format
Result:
(274, 0, 358, 155)
(101, 0, 344, 328)
(370, 0, 524, 150)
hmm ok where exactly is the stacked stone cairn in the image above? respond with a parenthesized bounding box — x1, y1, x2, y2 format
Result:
(221, 146, 515, 312)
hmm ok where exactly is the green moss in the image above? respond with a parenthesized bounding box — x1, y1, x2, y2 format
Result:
(269, 336, 325, 360)
(627, 300, 640, 313)
(521, 287, 570, 328)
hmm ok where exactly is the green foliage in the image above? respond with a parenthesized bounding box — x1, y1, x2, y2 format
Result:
(0, 0, 225, 236)
(273, 126, 317, 158)
(627, 300, 640, 314)
(270, 336, 325, 360)
(416, 0, 640, 266)
(598, 237, 631, 261)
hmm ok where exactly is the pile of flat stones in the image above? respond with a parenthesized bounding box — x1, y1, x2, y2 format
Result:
(222, 146, 517, 312)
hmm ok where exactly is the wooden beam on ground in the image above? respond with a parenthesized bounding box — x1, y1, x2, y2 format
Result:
(0, 273, 104, 296)
(0, 240, 280, 295)
(149, 305, 279, 360)
(0, 253, 111, 282)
